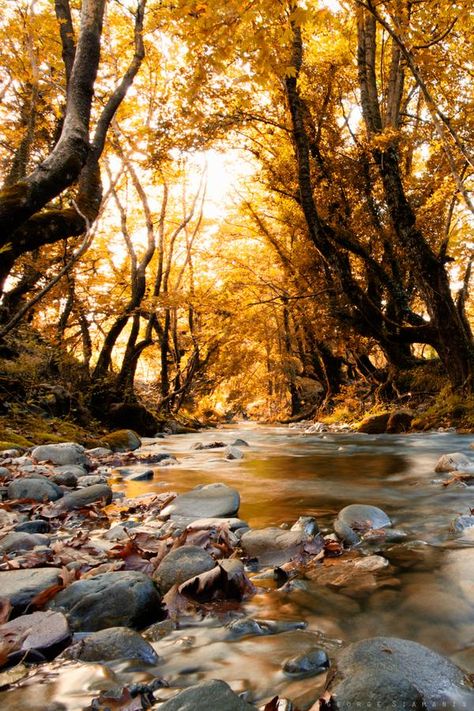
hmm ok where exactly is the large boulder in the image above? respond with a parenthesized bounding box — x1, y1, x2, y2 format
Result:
(386, 410, 413, 433)
(160, 483, 240, 520)
(31, 442, 88, 466)
(47, 571, 163, 631)
(324, 637, 473, 710)
(357, 413, 390, 434)
(157, 680, 256, 710)
(154, 545, 216, 594)
(240, 527, 307, 566)
(104, 429, 141, 452)
(65, 626, 159, 664)
(0, 568, 62, 610)
(7, 476, 63, 502)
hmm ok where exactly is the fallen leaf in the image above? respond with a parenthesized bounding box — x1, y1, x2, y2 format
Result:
(0, 598, 12, 625)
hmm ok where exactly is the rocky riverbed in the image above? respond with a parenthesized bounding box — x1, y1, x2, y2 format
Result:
(1, 427, 474, 709)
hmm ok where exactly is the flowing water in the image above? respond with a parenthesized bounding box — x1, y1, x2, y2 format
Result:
(3, 424, 474, 709)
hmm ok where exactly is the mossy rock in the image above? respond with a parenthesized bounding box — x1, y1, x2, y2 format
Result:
(104, 429, 141, 452)
(358, 412, 390, 434)
(0, 441, 26, 451)
(0, 431, 33, 447)
(29, 431, 69, 444)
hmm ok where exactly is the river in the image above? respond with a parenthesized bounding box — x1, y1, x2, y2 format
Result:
(3, 424, 474, 709)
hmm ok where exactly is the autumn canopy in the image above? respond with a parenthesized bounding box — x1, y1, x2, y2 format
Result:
(0, 0, 473, 426)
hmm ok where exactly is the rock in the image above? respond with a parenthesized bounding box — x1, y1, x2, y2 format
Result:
(191, 441, 226, 450)
(118, 468, 154, 481)
(14, 519, 51, 534)
(325, 637, 473, 710)
(31, 442, 87, 466)
(224, 445, 244, 460)
(291, 516, 319, 536)
(104, 429, 141, 452)
(103, 520, 141, 541)
(357, 413, 390, 434)
(157, 680, 256, 710)
(226, 618, 306, 639)
(0, 466, 9, 478)
(54, 463, 87, 476)
(435, 452, 472, 472)
(154, 545, 216, 594)
(77, 474, 108, 486)
(452, 514, 474, 533)
(0, 531, 50, 554)
(50, 470, 78, 487)
(240, 527, 307, 566)
(334, 504, 392, 545)
(283, 647, 329, 677)
(231, 439, 249, 447)
(304, 422, 329, 434)
(306, 555, 390, 598)
(0, 449, 20, 458)
(7, 476, 63, 502)
(55, 484, 113, 511)
(0, 610, 70, 661)
(47, 571, 163, 632)
(65, 626, 159, 664)
(0, 568, 62, 610)
(87, 447, 113, 457)
(386, 410, 413, 433)
(160, 483, 240, 520)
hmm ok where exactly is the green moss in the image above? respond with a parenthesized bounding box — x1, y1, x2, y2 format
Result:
(104, 429, 141, 452)
(0, 431, 33, 447)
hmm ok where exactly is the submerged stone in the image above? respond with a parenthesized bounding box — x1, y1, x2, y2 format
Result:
(160, 483, 240, 519)
(157, 680, 256, 710)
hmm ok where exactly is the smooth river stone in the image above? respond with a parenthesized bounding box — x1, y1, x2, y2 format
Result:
(31, 442, 88, 466)
(158, 680, 256, 710)
(47, 571, 163, 631)
(334, 504, 392, 545)
(325, 637, 474, 710)
(65, 626, 159, 664)
(154, 545, 216, 594)
(0, 568, 62, 610)
(7, 476, 63, 502)
(160, 483, 240, 520)
(240, 527, 307, 566)
(435, 452, 473, 473)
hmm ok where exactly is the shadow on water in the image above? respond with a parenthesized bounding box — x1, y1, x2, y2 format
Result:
(3, 425, 474, 709)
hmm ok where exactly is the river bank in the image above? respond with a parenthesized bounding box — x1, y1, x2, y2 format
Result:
(1, 425, 474, 709)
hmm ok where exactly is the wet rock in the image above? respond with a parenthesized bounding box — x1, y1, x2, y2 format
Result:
(291, 516, 319, 536)
(157, 679, 256, 710)
(31, 443, 88, 466)
(65, 626, 159, 664)
(103, 520, 141, 541)
(154, 545, 216, 594)
(47, 571, 163, 631)
(325, 637, 473, 710)
(224, 445, 244, 460)
(54, 463, 87, 476)
(386, 410, 413, 433)
(14, 519, 51, 534)
(231, 439, 249, 447)
(306, 555, 390, 598)
(0, 568, 62, 610)
(77, 474, 108, 487)
(226, 617, 306, 639)
(191, 441, 226, 450)
(435, 452, 472, 473)
(385, 541, 441, 571)
(56, 483, 113, 510)
(357, 413, 390, 434)
(0, 466, 9, 478)
(334, 504, 392, 545)
(0, 610, 70, 661)
(7, 476, 63, 502)
(104, 429, 141, 452)
(118, 468, 154, 481)
(304, 422, 329, 434)
(0, 531, 50, 554)
(452, 514, 474, 533)
(160, 483, 240, 520)
(283, 647, 329, 677)
(240, 527, 307, 566)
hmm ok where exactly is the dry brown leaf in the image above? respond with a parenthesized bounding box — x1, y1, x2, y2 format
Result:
(0, 598, 12, 625)
(29, 583, 65, 610)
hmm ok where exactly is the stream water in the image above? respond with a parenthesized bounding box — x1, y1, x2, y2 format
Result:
(3, 424, 474, 709)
